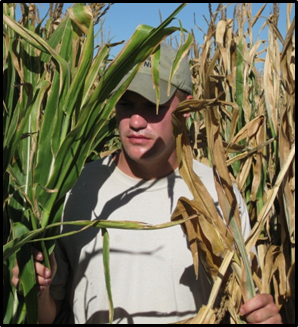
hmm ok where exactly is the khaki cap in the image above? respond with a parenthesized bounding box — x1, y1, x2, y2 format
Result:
(117, 42, 192, 104)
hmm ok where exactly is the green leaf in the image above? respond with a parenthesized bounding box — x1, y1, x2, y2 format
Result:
(102, 228, 114, 324)
(3, 215, 196, 262)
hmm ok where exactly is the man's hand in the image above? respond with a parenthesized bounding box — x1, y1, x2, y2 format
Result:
(12, 248, 57, 293)
(240, 294, 282, 324)
(12, 248, 60, 324)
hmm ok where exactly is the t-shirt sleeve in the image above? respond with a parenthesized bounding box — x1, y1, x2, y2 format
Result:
(232, 184, 251, 241)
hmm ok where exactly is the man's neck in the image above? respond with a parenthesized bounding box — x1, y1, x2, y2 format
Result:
(114, 151, 178, 180)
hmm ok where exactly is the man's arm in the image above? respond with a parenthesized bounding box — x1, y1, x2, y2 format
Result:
(38, 287, 61, 324)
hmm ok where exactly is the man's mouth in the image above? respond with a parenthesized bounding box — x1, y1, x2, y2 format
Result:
(127, 134, 151, 144)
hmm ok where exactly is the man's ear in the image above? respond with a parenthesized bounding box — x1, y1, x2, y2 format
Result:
(183, 95, 194, 118)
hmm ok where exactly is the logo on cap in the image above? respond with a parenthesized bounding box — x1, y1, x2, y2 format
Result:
(143, 56, 152, 68)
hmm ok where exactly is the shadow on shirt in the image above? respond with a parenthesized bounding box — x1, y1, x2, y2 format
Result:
(84, 306, 198, 324)
(60, 155, 179, 249)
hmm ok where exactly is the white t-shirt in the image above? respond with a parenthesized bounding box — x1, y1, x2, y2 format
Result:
(50, 155, 251, 324)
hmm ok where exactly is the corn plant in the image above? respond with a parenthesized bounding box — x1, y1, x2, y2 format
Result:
(3, 3, 193, 324)
(171, 3, 294, 324)
(3, 2, 295, 325)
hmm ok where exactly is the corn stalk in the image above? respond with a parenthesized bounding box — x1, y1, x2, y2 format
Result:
(172, 3, 295, 324)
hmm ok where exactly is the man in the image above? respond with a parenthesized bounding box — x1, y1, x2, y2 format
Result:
(12, 43, 282, 324)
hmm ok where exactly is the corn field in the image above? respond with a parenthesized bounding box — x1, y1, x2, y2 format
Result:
(3, 3, 295, 324)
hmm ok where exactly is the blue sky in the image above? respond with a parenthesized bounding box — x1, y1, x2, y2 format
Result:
(15, 3, 295, 59)
(98, 3, 295, 57)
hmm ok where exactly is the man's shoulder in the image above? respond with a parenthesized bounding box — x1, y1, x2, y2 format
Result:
(191, 158, 214, 180)
(85, 154, 114, 167)
(190, 158, 244, 205)
(191, 158, 242, 198)
(69, 155, 115, 191)
(81, 155, 114, 174)
(190, 158, 251, 238)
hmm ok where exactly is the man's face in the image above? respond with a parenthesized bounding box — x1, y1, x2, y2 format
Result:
(115, 91, 180, 168)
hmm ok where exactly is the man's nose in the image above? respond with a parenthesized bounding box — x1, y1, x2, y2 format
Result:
(129, 113, 148, 130)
